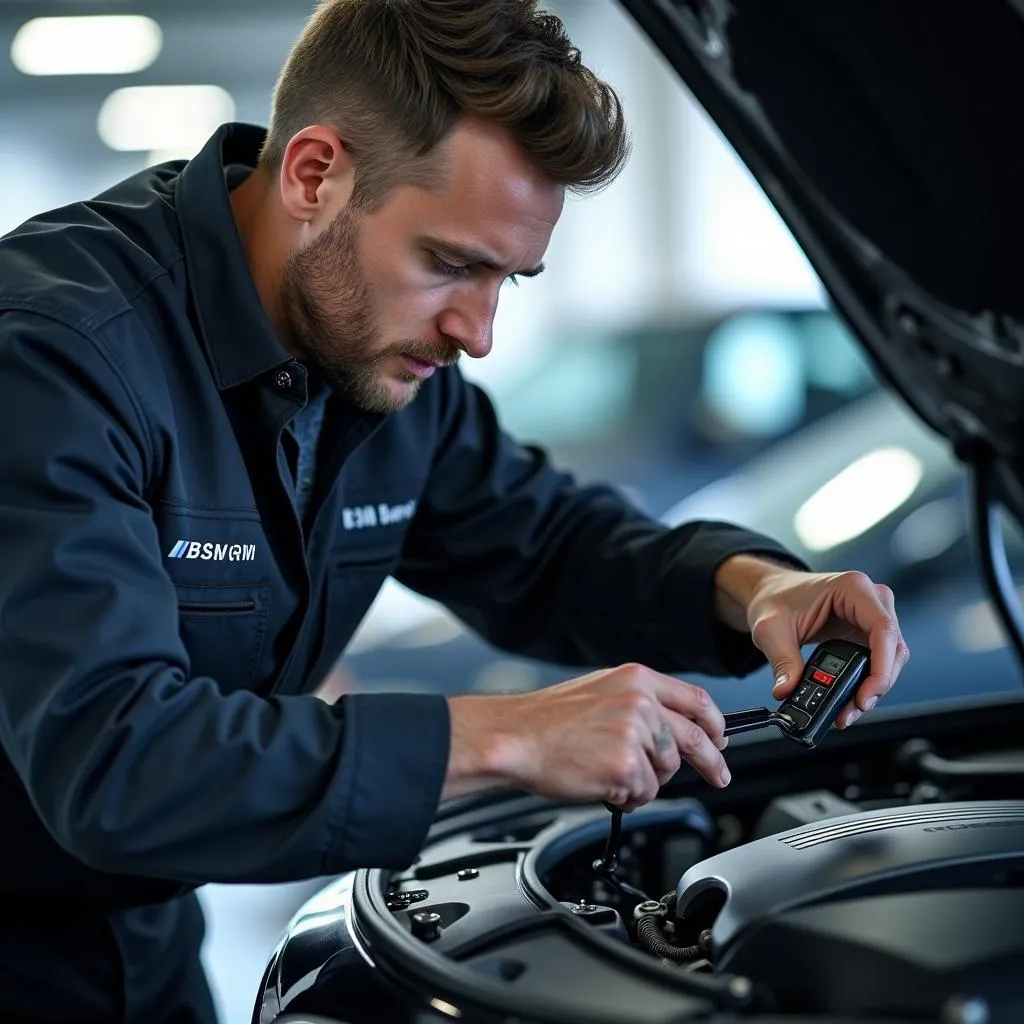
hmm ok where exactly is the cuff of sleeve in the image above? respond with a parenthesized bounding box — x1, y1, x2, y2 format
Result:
(324, 691, 450, 872)
(664, 523, 809, 678)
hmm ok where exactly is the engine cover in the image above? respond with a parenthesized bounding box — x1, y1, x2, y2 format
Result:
(722, 889, 1024, 1019)
(675, 800, 1024, 1019)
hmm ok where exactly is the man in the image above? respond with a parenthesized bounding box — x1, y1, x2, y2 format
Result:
(0, 0, 908, 1021)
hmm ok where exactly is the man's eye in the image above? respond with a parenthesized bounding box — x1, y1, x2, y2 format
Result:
(433, 255, 466, 279)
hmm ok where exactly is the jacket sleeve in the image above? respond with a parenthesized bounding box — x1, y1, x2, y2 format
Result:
(0, 310, 449, 884)
(396, 369, 808, 677)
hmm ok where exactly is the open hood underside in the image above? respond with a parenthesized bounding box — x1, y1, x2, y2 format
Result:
(623, 0, 1024, 493)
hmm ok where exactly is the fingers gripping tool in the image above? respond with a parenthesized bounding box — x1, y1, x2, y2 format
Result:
(597, 640, 871, 895)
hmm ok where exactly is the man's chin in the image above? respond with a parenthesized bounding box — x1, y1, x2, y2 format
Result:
(350, 372, 421, 414)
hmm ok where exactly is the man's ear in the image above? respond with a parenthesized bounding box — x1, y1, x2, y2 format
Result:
(278, 125, 356, 227)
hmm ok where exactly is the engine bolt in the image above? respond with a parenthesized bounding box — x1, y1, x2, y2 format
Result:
(410, 910, 443, 942)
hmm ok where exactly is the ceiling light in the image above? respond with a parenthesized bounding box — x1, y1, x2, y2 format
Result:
(12, 16, 162, 76)
(98, 85, 235, 153)
(793, 447, 923, 552)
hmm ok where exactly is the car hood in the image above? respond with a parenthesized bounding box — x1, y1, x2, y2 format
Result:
(622, 0, 1024, 508)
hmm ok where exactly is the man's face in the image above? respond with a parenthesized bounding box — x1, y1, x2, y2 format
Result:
(280, 120, 564, 412)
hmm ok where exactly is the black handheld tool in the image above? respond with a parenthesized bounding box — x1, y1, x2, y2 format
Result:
(723, 638, 872, 749)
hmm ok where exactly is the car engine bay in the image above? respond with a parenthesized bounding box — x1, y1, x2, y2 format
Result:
(257, 694, 1024, 1024)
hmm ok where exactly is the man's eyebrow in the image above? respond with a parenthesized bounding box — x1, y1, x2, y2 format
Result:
(428, 239, 545, 278)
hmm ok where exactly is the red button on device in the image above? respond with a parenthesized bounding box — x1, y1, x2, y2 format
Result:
(812, 670, 835, 685)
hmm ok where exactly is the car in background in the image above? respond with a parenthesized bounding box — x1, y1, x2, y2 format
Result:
(337, 305, 1020, 713)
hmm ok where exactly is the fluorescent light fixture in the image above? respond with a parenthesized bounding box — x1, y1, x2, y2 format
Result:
(98, 85, 235, 153)
(793, 447, 924, 552)
(12, 16, 162, 76)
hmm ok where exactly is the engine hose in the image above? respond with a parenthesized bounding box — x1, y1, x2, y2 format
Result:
(635, 915, 702, 962)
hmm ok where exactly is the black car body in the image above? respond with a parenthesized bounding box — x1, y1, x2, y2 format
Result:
(253, 2, 1024, 1021)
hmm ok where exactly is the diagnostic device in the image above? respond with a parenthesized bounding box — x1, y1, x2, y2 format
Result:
(723, 638, 871, 749)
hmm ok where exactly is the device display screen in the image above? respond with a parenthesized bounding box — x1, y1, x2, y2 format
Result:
(817, 653, 847, 675)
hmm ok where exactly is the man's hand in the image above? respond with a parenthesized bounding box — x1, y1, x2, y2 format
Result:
(443, 664, 730, 809)
(715, 556, 910, 728)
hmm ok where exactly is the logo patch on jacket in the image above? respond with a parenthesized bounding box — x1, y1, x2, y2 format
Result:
(167, 540, 257, 562)
(342, 500, 417, 531)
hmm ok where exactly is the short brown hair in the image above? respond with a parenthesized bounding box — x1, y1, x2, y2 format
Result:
(261, 0, 629, 209)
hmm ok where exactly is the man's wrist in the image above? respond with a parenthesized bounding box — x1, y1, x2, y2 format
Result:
(713, 554, 799, 632)
(442, 693, 523, 802)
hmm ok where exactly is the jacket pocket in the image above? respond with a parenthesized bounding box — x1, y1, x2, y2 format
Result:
(174, 581, 271, 693)
(178, 599, 256, 616)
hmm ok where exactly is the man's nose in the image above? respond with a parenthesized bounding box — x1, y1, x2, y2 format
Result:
(437, 290, 497, 360)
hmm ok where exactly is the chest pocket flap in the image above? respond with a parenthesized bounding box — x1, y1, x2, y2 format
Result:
(175, 581, 272, 694)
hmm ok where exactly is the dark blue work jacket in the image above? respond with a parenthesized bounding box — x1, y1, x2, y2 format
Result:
(0, 123, 798, 911)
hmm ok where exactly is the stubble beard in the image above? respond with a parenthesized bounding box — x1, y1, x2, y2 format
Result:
(280, 207, 429, 413)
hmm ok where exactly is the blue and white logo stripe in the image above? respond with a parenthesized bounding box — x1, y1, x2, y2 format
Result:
(167, 540, 256, 562)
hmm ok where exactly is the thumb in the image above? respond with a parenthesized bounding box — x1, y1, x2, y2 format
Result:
(752, 617, 805, 700)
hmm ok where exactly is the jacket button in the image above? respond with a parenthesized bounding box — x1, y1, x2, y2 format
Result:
(273, 369, 293, 391)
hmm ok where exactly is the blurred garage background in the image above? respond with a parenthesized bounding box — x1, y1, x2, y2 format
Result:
(2, 0, 1022, 1019)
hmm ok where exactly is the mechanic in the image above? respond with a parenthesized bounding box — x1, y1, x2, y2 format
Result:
(0, 1, 909, 1021)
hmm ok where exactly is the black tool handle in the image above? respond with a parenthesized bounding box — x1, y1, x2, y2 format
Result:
(723, 707, 774, 736)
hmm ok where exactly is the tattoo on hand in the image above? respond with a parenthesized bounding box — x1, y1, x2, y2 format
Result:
(656, 719, 673, 754)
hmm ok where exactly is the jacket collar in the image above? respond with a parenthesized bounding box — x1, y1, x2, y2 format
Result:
(175, 122, 292, 390)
